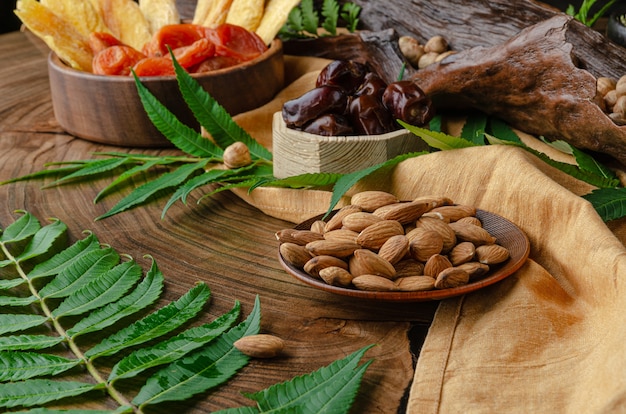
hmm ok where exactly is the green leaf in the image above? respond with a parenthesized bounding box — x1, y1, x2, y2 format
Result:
(67, 258, 164, 338)
(133, 71, 222, 158)
(326, 151, 427, 216)
(300, 0, 319, 34)
(133, 295, 261, 407)
(39, 247, 120, 299)
(96, 160, 208, 220)
(0, 314, 48, 335)
(45, 158, 130, 188)
(93, 158, 164, 203)
(340, 3, 361, 32)
(14, 219, 68, 263)
(17, 408, 133, 414)
(52, 260, 143, 318)
(171, 56, 272, 161)
(0, 335, 64, 351)
(85, 283, 211, 359)
(27, 232, 101, 280)
(0, 351, 80, 382)
(0, 380, 102, 409)
(582, 187, 626, 222)
(399, 120, 477, 150)
(321, 0, 339, 35)
(0, 278, 26, 290)
(0, 295, 37, 307)
(0, 211, 41, 243)
(460, 112, 488, 145)
(263, 172, 342, 189)
(487, 118, 523, 144)
(242, 345, 374, 413)
(0, 165, 84, 186)
(108, 301, 241, 382)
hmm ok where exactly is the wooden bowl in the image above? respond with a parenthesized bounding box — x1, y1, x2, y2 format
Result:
(278, 208, 530, 302)
(48, 39, 284, 148)
(272, 112, 429, 178)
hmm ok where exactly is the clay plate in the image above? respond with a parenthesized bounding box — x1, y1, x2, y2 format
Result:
(47, 39, 284, 148)
(278, 208, 530, 302)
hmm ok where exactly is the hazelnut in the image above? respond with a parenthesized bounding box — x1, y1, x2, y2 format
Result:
(223, 141, 252, 169)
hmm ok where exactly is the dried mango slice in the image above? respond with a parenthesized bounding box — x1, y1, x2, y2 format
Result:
(192, 0, 233, 28)
(255, 0, 301, 45)
(225, 0, 264, 32)
(99, 0, 152, 51)
(15, 0, 93, 71)
(40, 0, 109, 38)
(138, 0, 180, 34)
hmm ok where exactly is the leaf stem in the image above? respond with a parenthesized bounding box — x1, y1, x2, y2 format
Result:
(0, 241, 137, 412)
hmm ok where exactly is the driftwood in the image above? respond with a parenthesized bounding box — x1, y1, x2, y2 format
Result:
(411, 15, 626, 165)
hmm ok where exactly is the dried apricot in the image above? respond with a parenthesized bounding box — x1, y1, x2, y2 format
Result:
(167, 38, 216, 68)
(133, 57, 176, 76)
(142, 23, 207, 57)
(89, 32, 124, 55)
(93, 45, 146, 76)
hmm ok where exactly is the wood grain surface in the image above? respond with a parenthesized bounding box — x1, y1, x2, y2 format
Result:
(0, 30, 437, 413)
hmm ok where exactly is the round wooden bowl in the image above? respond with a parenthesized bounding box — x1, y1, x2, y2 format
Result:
(272, 112, 429, 178)
(48, 39, 284, 148)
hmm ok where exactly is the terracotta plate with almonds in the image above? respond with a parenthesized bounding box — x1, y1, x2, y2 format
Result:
(277, 192, 530, 302)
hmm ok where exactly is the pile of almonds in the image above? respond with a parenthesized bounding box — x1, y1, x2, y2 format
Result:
(276, 191, 510, 293)
(398, 35, 455, 69)
(598, 75, 626, 125)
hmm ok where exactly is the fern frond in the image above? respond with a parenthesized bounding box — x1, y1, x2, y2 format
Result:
(0, 335, 64, 351)
(0, 314, 48, 335)
(13, 218, 67, 264)
(0, 379, 103, 409)
(0, 295, 37, 306)
(85, 283, 211, 359)
(0, 211, 41, 244)
(133, 295, 261, 407)
(0, 351, 80, 382)
(27, 232, 100, 280)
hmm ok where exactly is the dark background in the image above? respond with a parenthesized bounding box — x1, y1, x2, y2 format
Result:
(0, 1, 623, 34)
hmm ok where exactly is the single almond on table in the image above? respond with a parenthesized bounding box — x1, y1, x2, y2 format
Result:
(234, 334, 284, 358)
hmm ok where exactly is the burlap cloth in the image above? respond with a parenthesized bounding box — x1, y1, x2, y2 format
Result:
(233, 56, 626, 413)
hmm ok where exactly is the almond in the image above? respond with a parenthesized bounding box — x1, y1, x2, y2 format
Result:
(378, 235, 410, 264)
(435, 267, 470, 289)
(448, 221, 497, 245)
(412, 195, 454, 208)
(448, 241, 475, 266)
(429, 205, 476, 222)
(324, 204, 362, 232)
(413, 216, 457, 253)
(424, 254, 452, 277)
(408, 229, 444, 262)
(323, 229, 360, 243)
(310, 220, 326, 234)
(456, 261, 490, 281)
(303, 255, 348, 278)
(394, 259, 425, 277)
(475, 244, 510, 264)
(456, 216, 482, 227)
(234, 334, 284, 358)
(275, 229, 325, 245)
(305, 240, 360, 258)
(349, 249, 396, 279)
(372, 201, 433, 224)
(352, 274, 397, 291)
(395, 276, 436, 291)
(356, 220, 405, 250)
(319, 266, 354, 287)
(350, 191, 399, 212)
(279, 242, 313, 268)
(341, 211, 383, 232)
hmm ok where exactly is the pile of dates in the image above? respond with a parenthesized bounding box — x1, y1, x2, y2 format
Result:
(281, 60, 435, 136)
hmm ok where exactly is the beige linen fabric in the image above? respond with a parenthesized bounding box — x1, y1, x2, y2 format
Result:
(233, 57, 626, 413)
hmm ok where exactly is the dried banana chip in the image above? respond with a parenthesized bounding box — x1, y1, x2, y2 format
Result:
(40, 0, 109, 37)
(255, 0, 301, 44)
(15, 0, 93, 71)
(193, 0, 233, 28)
(139, 0, 180, 34)
(225, 0, 264, 32)
(100, 0, 152, 50)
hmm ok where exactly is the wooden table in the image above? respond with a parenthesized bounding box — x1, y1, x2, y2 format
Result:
(0, 29, 438, 413)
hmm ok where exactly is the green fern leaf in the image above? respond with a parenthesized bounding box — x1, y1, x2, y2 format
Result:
(300, 0, 319, 34)
(66, 258, 164, 338)
(0, 379, 103, 409)
(0, 295, 37, 306)
(27, 232, 101, 280)
(0, 211, 41, 243)
(326, 151, 427, 217)
(85, 282, 210, 359)
(0, 165, 84, 186)
(321, 0, 339, 35)
(0, 278, 26, 289)
(17, 408, 133, 414)
(52, 260, 142, 318)
(171, 56, 273, 161)
(0, 335, 64, 351)
(263, 172, 342, 189)
(399, 120, 477, 150)
(0, 314, 48, 335)
(460, 111, 488, 145)
(93, 158, 163, 203)
(45, 157, 130, 188)
(39, 247, 120, 299)
(133, 72, 223, 158)
(132, 295, 261, 407)
(245, 345, 373, 413)
(96, 160, 208, 220)
(582, 187, 626, 222)
(13, 219, 68, 264)
(0, 351, 80, 382)
(108, 301, 241, 382)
